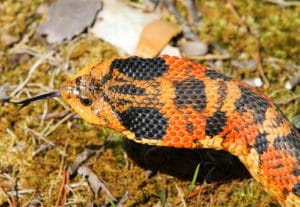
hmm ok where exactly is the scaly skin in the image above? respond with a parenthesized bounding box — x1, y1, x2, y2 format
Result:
(60, 55, 300, 206)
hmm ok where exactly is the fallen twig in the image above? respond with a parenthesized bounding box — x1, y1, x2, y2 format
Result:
(55, 169, 70, 207)
(172, 183, 217, 207)
(226, 0, 269, 87)
(187, 54, 231, 61)
(264, 0, 300, 6)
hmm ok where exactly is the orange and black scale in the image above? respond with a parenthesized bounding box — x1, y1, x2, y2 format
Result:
(60, 55, 300, 206)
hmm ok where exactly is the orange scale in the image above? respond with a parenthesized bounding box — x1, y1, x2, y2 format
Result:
(176, 119, 185, 126)
(222, 104, 236, 113)
(189, 113, 202, 119)
(168, 123, 180, 131)
(175, 58, 184, 64)
(235, 129, 249, 142)
(162, 55, 172, 63)
(167, 65, 177, 72)
(177, 60, 186, 66)
(181, 62, 190, 68)
(169, 62, 181, 69)
(170, 117, 181, 125)
(170, 112, 180, 118)
(168, 131, 177, 137)
(161, 101, 176, 109)
(194, 131, 205, 139)
(193, 126, 205, 133)
(173, 143, 183, 148)
(193, 119, 205, 127)
(244, 125, 259, 145)
(178, 130, 185, 137)
(259, 148, 297, 194)
(191, 71, 206, 79)
(221, 128, 241, 144)
(170, 56, 179, 61)
(242, 113, 254, 124)
(160, 109, 172, 117)
(176, 110, 185, 116)
(172, 63, 181, 70)
(193, 127, 206, 137)
(193, 116, 205, 124)
(183, 108, 194, 115)
(182, 135, 193, 143)
(173, 125, 182, 131)
(182, 142, 193, 149)
(162, 135, 171, 141)
(173, 136, 180, 143)
(168, 119, 178, 126)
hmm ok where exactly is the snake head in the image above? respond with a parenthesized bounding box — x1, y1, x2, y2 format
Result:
(60, 60, 127, 131)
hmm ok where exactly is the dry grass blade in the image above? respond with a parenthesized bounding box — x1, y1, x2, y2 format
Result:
(116, 191, 129, 207)
(187, 54, 231, 61)
(32, 144, 54, 157)
(43, 112, 74, 137)
(23, 126, 67, 157)
(174, 184, 187, 207)
(9, 57, 47, 97)
(0, 186, 14, 207)
(55, 169, 70, 207)
(264, 0, 300, 6)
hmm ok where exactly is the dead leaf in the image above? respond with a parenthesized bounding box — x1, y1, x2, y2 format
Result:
(135, 19, 182, 57)
(0, 83, 10, 101)
(1, 32, 19, 47)
(77, 165, 117, 202)
(67, 148, 95, 176)
(37, 0, 102, 43)
(90, 0, 160, 55)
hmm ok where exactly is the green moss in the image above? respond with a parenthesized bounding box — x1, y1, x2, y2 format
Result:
(1, 0, 298, 206)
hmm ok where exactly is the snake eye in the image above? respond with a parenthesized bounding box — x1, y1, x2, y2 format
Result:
(80, 98, 92, 106)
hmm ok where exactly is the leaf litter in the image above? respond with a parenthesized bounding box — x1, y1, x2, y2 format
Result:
(1, 0, 300, 206)
(37, 0, 102, 43)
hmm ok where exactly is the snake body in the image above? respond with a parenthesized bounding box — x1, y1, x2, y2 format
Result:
(60, 55, 300, 206)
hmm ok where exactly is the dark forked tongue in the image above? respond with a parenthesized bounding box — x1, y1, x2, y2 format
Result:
(9, 90, 60, 108)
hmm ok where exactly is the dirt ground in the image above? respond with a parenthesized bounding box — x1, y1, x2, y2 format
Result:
(1, 0, 300, 206)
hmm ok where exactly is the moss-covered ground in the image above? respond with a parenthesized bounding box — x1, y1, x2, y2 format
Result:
(1, 0, 299, 206)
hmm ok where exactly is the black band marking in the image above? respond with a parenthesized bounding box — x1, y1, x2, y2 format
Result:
(75, 76, 82, 98)
(186, 123, 194, 133)
(205, 70, 233, 81)
(254, 131, 269, 155)
(292, 182, 300, 197)
(205, 111, 227, 137)
(293, 168, 300, 176)
(235, 85, 271, 124)
(110, 57, 168, 80)
(174, 78, 206, 111)
(118, 107, 168, 139)
(108, 84, 145, 95)
(273, 130, 300, 159)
